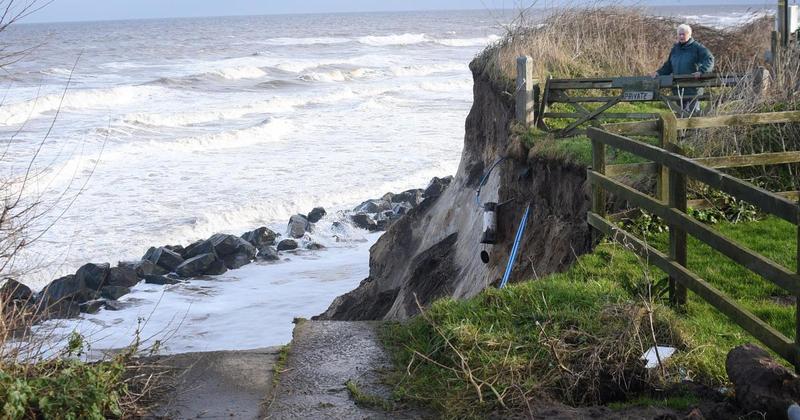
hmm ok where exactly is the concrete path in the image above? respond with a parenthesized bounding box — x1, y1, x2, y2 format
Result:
(265, 320, 430, 419)
(150, 347, 281, 419)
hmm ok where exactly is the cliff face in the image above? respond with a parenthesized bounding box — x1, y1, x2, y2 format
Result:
(317, 59, 593, 321)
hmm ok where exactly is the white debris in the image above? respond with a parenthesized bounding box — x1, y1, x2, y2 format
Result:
(641, 346, 677, 369)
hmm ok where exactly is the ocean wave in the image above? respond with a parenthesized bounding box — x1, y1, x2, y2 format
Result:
(356, 33, 501, 48)
(418, 79, 474, 93)
(122, 96, 305, 127)
(299, 68, 377, 83)
(390, 62, 468, 77)
(357, 33, 430, 46)
(435, 34, 502, 47)
(159, 117, 294, 152)
(41, 67, 75, 77)
(0, 85, 164, 126)
(259, 36, 351, 46)
(683, 11, 771, 29)
(208, 65, 267, 80)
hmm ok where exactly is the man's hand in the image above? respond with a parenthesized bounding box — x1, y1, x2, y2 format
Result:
(692, 72, 702, 79)
(651, 71, 659, 78)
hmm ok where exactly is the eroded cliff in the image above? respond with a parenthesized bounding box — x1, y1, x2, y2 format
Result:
(317, 57, 593, 321)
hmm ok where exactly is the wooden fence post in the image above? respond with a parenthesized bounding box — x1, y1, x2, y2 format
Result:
(772, 31, 783, 86)
(592, 135, 606, 218)
(516, 56, 536, 126)
(796, 202, 800, 372)
(658, 113, 677, 202)
(668, 142, 688, 307)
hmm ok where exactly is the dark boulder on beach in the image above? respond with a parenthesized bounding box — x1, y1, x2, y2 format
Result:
(424, 176, 453, 199)
(144, 247, 185, 272)
(241, 227, 278, 248)
(176, 253, 218, 278)
(184, 239, 215, 260)
(350, 213, 378, 231)
(39, 274, 93, 305)
(44, 300, 81, 319)
(208, 234, 240, 257)
(108, 265, 140, 288)
(307, 207, 327, 223)
(205, 258, 228, 275)
(392, 189, 424, 206)
(354, 199, 391, 214)
(165, 244, 185, 256)
(222, 238, 257, 269)
(79, 300, 105, 315)
(144, 274, 181, 285)
(101, 286, 130, 301)
(129, 260, 168, 278)
(258, 246, 280, 261)
(306, 243, 326, 251)
(0, 278, 32, 303)
(76, 262, 111, 291)
(277, 239, 298, 251)
(288, 215, 310, 238)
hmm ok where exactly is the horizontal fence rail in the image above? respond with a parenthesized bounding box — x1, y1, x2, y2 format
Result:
(589, 128, 800, 225)
(586, 112, 800, 369)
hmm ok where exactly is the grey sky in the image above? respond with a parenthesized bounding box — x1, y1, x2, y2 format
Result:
(22, 0, 772, 23)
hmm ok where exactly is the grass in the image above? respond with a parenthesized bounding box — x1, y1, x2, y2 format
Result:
(382, 216, 797, 417)
(272, 344, 291, 389)
(345, 379, 395, 411)
(516, 102, 665, 166)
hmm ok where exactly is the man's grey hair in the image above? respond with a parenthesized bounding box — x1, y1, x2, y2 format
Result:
(677, 24, 692, 37)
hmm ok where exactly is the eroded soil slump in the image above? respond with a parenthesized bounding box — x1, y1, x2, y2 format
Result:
(318, 57, 593, 321)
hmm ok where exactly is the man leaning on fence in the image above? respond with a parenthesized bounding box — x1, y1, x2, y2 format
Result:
(651, 24, 715, 116)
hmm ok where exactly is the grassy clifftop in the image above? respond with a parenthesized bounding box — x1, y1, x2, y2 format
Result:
(382, 216, 796, 417)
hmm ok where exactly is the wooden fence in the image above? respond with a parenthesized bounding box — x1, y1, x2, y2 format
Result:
(539, 73, 745, 137)
(587, 110, 800, 368)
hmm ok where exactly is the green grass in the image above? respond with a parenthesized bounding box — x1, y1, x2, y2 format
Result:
(345, 379, 395, 411)
(519, 101, 666, 166)
(272, 344, 291, 389)
(383, 216, 797, 417)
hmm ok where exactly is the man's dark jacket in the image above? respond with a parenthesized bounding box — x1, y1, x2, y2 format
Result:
(656, 38, 715, 97)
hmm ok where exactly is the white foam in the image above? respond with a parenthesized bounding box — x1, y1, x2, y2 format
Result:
(358, 33, 430, 46)
(136, 117, 295, 153)
(682, 11, 771, 29)
(435, 34, 502, 47)
(0, 85, 165, 126)
(29, 233, 379, 357)
(42, 67, 75, 77)
(418, 79, 474, 93)
(299, 68, 378, 83)
(391, 62, 468, 77)
(208, 66, 267, 80)
(260, 37, 351, 46)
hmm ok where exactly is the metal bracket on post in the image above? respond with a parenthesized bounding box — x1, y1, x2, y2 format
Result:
(516, 56, 536, 126)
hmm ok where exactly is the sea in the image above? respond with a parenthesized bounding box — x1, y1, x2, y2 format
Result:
(0, 5, 771, 355)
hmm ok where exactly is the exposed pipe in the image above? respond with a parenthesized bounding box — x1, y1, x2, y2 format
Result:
(499, 204, 531, 289)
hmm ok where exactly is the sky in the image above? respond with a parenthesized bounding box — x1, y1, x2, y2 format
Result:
(20, 0, 773, 23)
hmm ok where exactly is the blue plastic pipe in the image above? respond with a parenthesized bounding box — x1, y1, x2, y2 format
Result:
(499, 204, 531, 289)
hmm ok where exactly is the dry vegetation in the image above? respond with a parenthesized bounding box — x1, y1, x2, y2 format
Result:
(477, 6, 773, 82)
(0, 2, 166, 418)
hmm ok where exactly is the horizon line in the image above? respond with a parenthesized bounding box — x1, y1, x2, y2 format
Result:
(19, 2, 772, 25)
